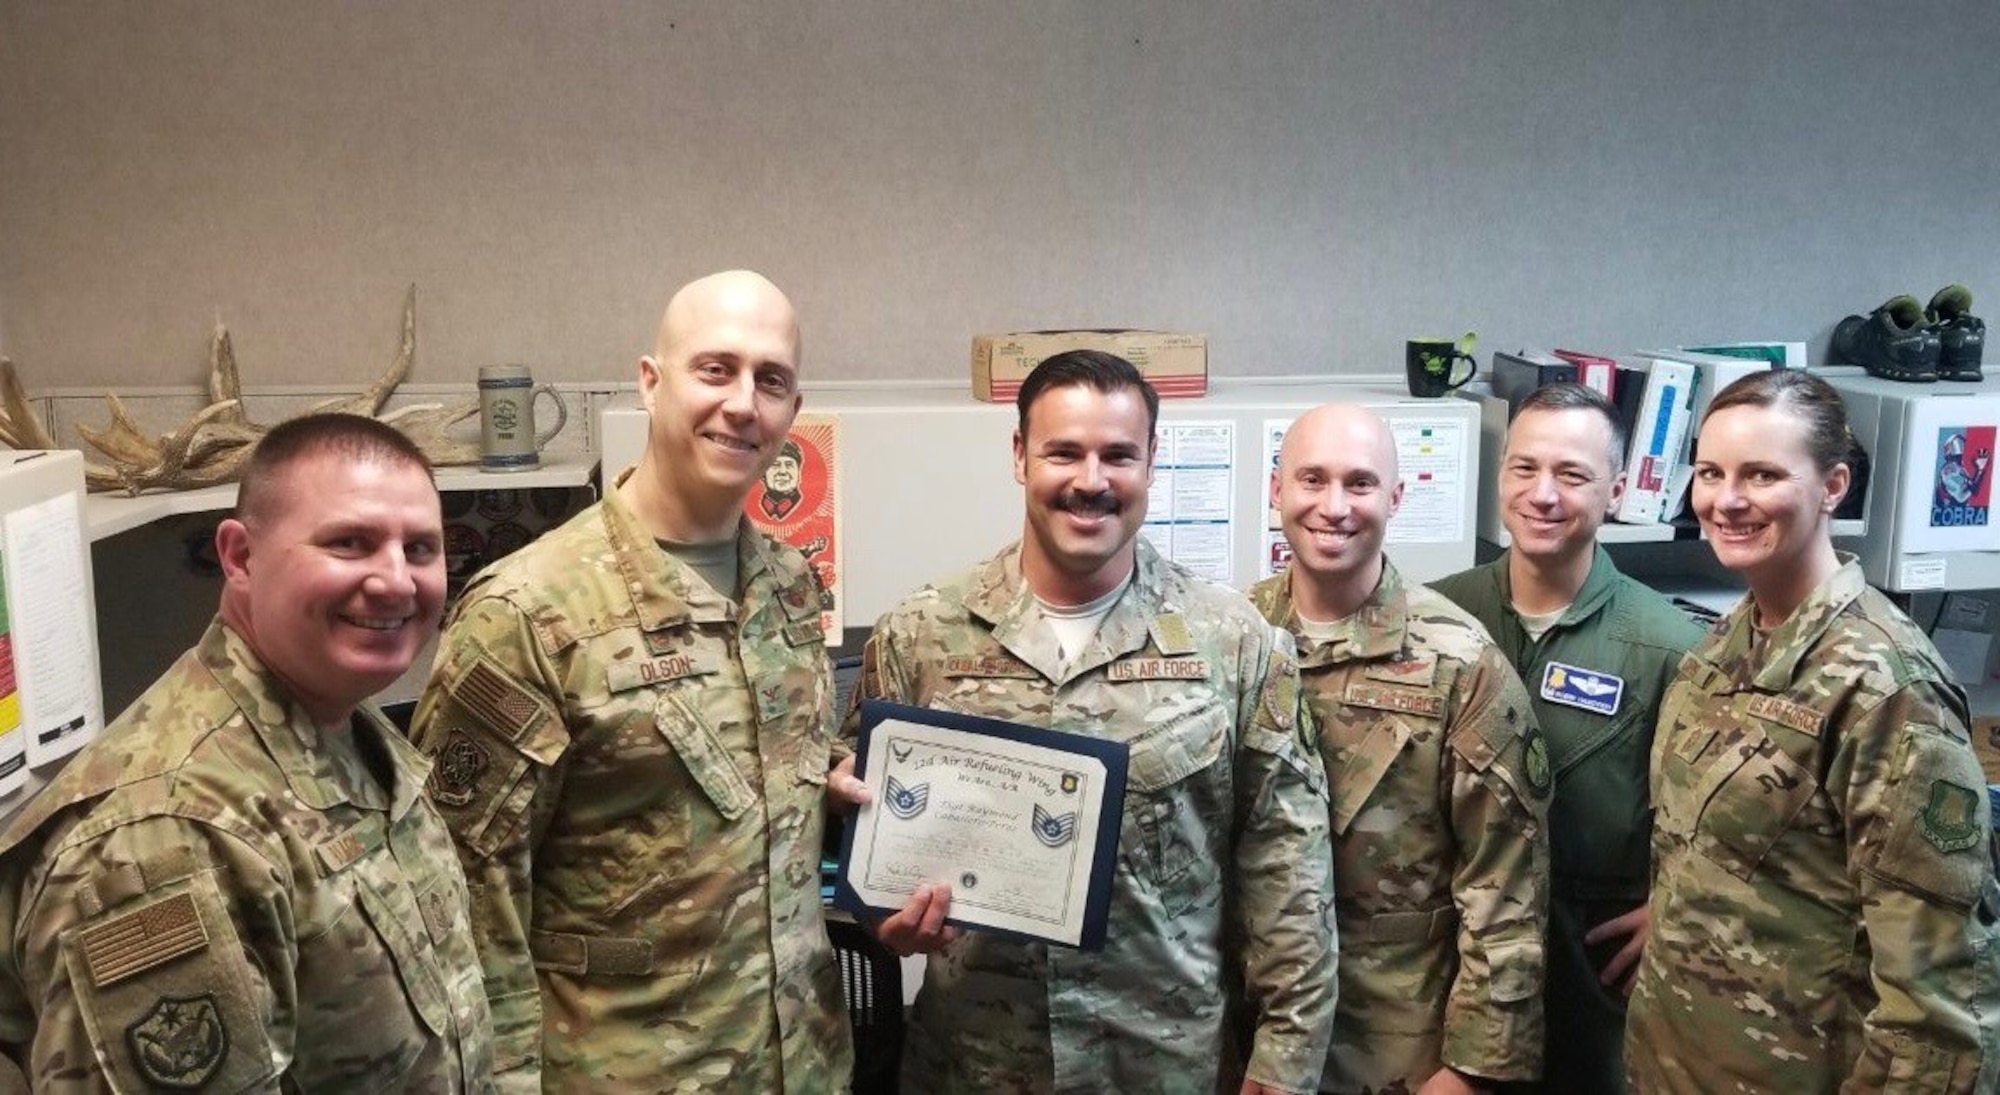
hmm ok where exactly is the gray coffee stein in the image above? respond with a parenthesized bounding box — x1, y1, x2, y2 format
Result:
(479, 364, 569, 471)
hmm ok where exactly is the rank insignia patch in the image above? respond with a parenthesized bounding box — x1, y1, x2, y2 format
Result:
(1032, 804, 1079, 847)
(885, 776, 930, 820)
(430, 730, 492, 807)
(1539, 661, 1623, 717)
(1151, 613, 1197, 656)
(1919, 779, 1983, 854)
(127, 993, 228, 1089)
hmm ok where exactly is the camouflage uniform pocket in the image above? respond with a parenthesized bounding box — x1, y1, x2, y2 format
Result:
(423, 728, 543, 862)
(60, 870, 272, 1093)
(1326, 717, 1414, 837)
(654, 693, 756, 822)
(353, 870, 453, 1038)
(1126, 706, 1228, 914)
(1872, 723, 1994, 909)
(1692, 727, 1817, 882)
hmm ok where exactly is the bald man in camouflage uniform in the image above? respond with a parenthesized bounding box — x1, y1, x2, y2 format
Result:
(412, 271, 850, 1091)
(0, 415, 493, 1091)
(844, 351, 1335, 1093)
(1629, 558, 2000, 1092)
(1257, 403, 1550, 1093)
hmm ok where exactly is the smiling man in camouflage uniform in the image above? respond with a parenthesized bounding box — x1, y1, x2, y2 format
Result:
(838, 350, 1336, 1093)
(1253, 403, 1550, 1094)
(0, 414, 493, 1091)
(412, 271, 850, 1091)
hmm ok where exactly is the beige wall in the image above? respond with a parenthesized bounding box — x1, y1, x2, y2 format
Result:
(3, 1, 1997, 392)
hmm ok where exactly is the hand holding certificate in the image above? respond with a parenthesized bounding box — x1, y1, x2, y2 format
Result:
(835, 699, 1128, 950)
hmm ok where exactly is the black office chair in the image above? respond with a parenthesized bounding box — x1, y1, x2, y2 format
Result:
(826, 914, 903, 1095)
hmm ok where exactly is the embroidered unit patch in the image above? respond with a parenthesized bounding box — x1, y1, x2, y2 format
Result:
(1919, 779, 1983, 854)
(126, 993, 228, 1089)
(430, 730, 492, 807)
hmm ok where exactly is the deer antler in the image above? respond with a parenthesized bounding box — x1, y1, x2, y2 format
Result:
(0, 359, 61, 450)
(21, 285, 490, 493)
(314, 284, 415, 418)
(208, 319, 247, 422)
(381, 399, 482, 466)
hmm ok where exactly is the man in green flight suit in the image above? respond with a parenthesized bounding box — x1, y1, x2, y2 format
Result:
(1431, 382, 1704, 1093)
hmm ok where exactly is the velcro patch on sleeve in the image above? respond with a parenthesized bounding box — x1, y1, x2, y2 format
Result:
(80, 893, 208, 988)
(451, 658, 549, 743)
(1262, 657, 1302, 732)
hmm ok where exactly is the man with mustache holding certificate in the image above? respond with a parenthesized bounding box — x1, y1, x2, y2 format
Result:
(833, 350, 1336, 1094)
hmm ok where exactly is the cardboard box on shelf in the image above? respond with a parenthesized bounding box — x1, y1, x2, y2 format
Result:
(971, 330, 1208, 402)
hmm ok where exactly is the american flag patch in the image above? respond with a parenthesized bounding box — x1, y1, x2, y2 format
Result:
(80, 893, 208, 987)
(455, 659, 544, 741)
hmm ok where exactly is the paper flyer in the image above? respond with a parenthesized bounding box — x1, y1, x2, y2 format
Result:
(745, 415, 843, 638)
(1142, 421, 1235, 584)
(3, 493, 103, 767)
(0, 548, 26, 800)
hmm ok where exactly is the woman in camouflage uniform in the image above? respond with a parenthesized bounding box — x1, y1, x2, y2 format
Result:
(1626, 369, 2000, 1092)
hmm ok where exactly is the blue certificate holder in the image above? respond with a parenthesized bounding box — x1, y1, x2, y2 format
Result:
(835, 698, 1128, 951)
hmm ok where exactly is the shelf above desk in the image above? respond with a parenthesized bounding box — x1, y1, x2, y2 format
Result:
(82, 457, 599, 541)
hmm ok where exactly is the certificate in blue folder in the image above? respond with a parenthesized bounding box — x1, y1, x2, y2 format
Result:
(834, 699, 1128, 951)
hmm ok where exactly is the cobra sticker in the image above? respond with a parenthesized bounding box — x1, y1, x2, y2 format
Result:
(1932, 426, 1994, 528)
(1539, 661, 1623, 717)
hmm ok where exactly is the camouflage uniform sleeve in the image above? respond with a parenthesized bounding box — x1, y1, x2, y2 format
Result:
(1836, 680, 2000, 1092)
(12, 818, 289, 1092)
(1231, 623, 1337, 1094)
(410, 593, 572, 1093)
(839, 619, 916, 743)
(1440, 646, 1552, 1082)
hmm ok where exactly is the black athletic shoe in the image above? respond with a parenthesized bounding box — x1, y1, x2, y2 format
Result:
(1831, 295, 1940, 382)
(1927, 284, 1985, 382)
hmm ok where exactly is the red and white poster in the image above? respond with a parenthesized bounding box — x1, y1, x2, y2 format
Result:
(745, 415, 841, 638)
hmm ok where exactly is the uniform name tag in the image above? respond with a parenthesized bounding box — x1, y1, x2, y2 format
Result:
(1106, 658, 1211, 681)
(1747, 695, 1823, 737)
(783, 621, 824, 647)
(606, 652, 718, 693)
(943, 655, 1039, 679)
(1344, 683, 1445, 718)
(1540, 661, 1623, 717)
(315, 819, 383, 874)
